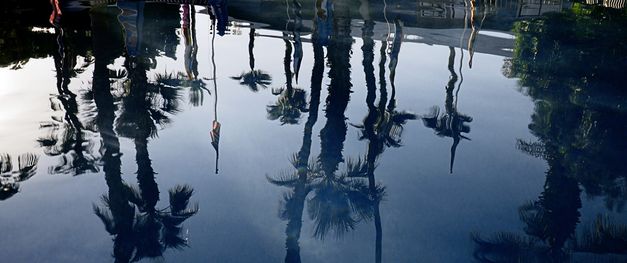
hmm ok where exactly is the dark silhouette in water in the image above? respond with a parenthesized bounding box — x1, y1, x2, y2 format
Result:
(307, 0, 372, 242)
(181, 4, 210, 107)
(360, 18, 417, 149)
(507, 4, 627, 211)
(115, 1, 183, 140)
(472, 146, 583, 262)
(421, 47, 472, 174)
(270, 2, 380, 261)
(147, 5, 209, 107)
(359, 5, 385, 263)
(317, 0, 352, 178)
(350, 10, 416, 262)
(0, 153, 39, 201)
(38, 11, 99, 176)
(472, 5, 627, 262)
(266, 4, 307, 126)
(268, 32, 325, 263)
(89, 8, 133, 262)
(89, 7, 198, 262)
(231, 27, 273, 92)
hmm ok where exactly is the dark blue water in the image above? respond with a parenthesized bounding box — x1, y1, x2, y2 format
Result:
(1, 0, 626, 262)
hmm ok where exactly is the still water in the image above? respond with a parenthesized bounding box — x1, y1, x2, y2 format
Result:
(1, 0, 626, 262)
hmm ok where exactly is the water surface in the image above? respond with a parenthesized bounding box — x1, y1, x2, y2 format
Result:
(1, 0, 626, 262)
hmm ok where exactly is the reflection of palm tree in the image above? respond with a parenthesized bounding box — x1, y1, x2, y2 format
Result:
(269, 23, 325, 262)
(306, 159, 372, 239)
(153, 71, 208, 107)
(421, 47, 472, 173)
(90, 12, 198, 259)
(0, 153, 39, 201)
(208, 16, 221, 174)
(355, 19, 416, 150)
(270, 5, 373, 259)
(352, 13, 419, 261)
(355, 15, 387, 263)
(574, 215, 627, 254)
(267, 32, 307, 125)
(94, 181, 198, 263)
(180, 4, 209, 107)
(115, 4, 181, 141)
(96, 86, 198, 262)
(38, 23, 99, 176)
(267, 87, 308, 125)
(361, 6, 385, 263)
(232, 69, 272, 92)
(318, 0, 352, 177)
(231, 28, 272, 92)
(91, 11, 135, 262)
(91, 10, 132, 262)
(308, 1, 374, 239)
(115, 58, 182, 140)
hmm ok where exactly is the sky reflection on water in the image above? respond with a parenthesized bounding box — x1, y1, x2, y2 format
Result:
(0, 0, 626, 262)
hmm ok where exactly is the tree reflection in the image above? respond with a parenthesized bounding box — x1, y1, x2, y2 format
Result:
(473, 4, 627, 261)
(267, 3, 307, 125)
(508, 3, 627, 211)
(356, 19, 417, 150)
(38, 15, 99, 176)
(232, 27, 272, 92)
(181, 4, 209, 107)
(0, 153, 39, 201)
(268, 36, 324, 262)
(421, 46, 472, 173)
(270, 2, 379, 261)
(307, 1, 376, 240)
(90, 6, 198, 262)
(472, 152, 582, 262)
(115, 2, 182, 141)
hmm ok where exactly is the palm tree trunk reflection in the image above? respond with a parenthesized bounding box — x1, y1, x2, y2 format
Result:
(318, 1, 352, 177)
(267, 1, 307, 125)
(283, 39, 325, 263)
(40, 16, 99, 175)
(274, 5, 326, 261)
(362, 18, 384, 263)
(91, 7, 198, 262)
(421, 47, 472, 174)
(90, 9, 136, 262)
